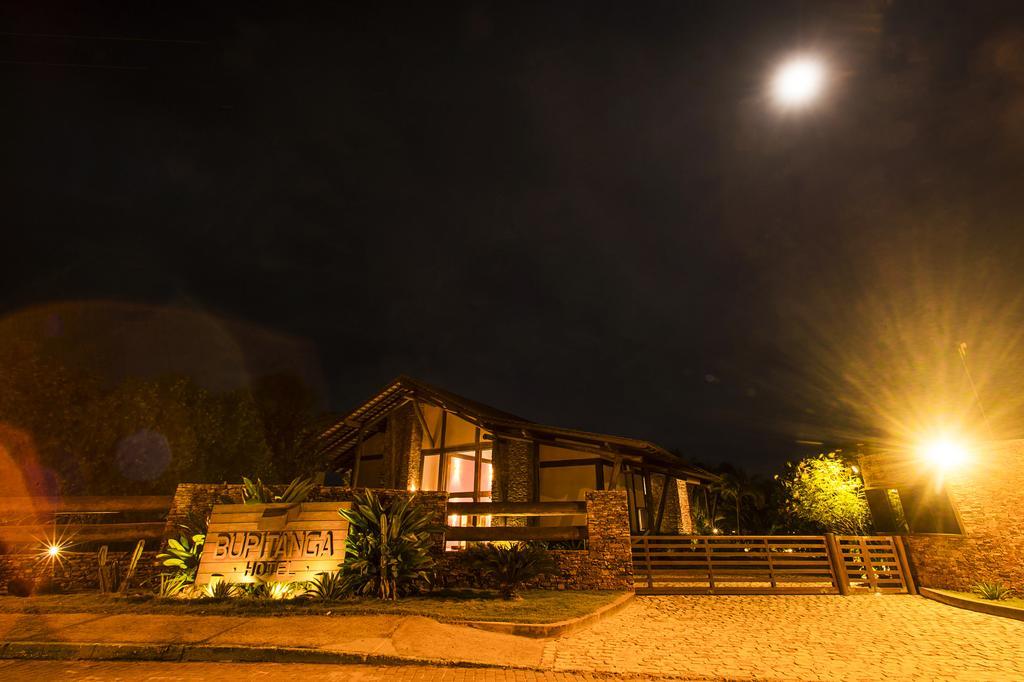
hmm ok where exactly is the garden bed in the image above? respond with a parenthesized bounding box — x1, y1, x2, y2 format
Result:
(0, 588, 625, 624)
(921, 588, 1024, 621)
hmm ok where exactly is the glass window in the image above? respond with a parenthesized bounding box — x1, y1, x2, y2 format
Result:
(867, 485, 962, 535)
(421, 454, 441, 491)
(897, 485, 963, 535)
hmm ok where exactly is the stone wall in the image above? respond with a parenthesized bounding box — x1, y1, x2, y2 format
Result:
(0, 550, 161, 595)
(904, 440, 1024, 590)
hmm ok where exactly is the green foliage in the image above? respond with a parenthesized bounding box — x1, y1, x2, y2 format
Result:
(466, 542, 557, 600)
(780, 452, 871, 535)
(241, 475, 318, 505)
(201, 580, 239, 600)
(238, 580, 303, 600)
(338, 490, 437, 600)
(0, 310, 332, 495)
(305, 571, 347, 601)
(157, 514, 208, 583)
(155, 574, 188, 599)
(972, 581, 1014, 600)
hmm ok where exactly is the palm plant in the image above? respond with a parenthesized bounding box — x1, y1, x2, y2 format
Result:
(972, 581, 1014, 600)
(155, 574, 188, 599)
(201, 580, 238, 600)
(338, 490, 437, 600)
(305, 571, 347, 601)
(711, 472, 765, 534)
(157, 512, 208, 582)
(241, 475, 318, 505)
(466, 542, 556, 600)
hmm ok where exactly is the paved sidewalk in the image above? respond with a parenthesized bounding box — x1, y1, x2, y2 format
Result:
(0, 612, 545, 668)
(0, 660, 673, 681)
(543, 595, 1024, 681)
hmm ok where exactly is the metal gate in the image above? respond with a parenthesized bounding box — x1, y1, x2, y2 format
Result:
(631, 534, 916, 595)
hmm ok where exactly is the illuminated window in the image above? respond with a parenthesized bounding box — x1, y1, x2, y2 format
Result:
(418, 411, 493, 548)
(866, 485, 963, 535)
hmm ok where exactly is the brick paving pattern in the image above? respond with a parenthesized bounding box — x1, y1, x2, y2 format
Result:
(543, 595, 1024, 681)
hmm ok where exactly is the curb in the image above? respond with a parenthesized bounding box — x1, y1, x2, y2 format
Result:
(920, 587, 1024, 622)
(460, 591, 635, 638)
(0, 641, 531, 669)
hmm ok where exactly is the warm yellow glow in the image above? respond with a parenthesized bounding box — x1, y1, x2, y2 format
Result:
(47, 545, 60, 557)
(921, 438, 969, 470)
(772, 56, 825, 108)
(408, 482, 417, 492)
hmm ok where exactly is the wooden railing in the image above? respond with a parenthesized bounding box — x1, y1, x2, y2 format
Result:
(631, 534, 916, 595)
(0, 496, 173, 546)
(444, 501, 587, 543)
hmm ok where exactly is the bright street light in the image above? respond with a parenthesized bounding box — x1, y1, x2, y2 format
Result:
(921, 439, 968, 471)
(771, 55, 826, 109)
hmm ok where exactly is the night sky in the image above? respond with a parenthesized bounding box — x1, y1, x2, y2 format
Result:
(6, 1, 1024, 473)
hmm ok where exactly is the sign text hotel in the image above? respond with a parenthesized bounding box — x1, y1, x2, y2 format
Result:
(196, 502, 350, 584)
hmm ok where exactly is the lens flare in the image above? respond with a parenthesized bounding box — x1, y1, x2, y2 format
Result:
(772, 56, 826, 108)
(921, 439, 968, 470)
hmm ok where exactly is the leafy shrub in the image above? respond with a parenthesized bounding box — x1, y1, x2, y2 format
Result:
(466, 541, 557, 600)
(239, 580, 302, 600)
(156, 533, 204, 582)
(242, 475, 317, 505)
(156, 574, 188, 599)
(157, 512, 208, 582)
(6, 577, 33, 597)
(972, 581, 1014, 601)
(338, 490, 437, 600)
(306, 571, 346, 601)
(201, 580, 238, 600)
(780, 452, 871, 535)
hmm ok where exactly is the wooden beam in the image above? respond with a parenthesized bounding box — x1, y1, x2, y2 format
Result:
(642, 469, 656, 535)
(412, 401, 435, 448)
(444, 525, 587, 542)
(0, 522, 166, 544)
(538, 458, 606, 469)
(351, 424, 365, 487)
(653, 475, 673, 534)
(609, 454, 623, 490)
(0, 496, 172, 514)
(446, 501, 586, 516)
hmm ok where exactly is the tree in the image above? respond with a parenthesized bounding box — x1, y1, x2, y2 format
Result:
(779, 452, 871, 535)
(703, 469, 766, 534)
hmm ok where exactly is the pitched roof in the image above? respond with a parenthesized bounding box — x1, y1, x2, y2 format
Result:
(315, 375, 717, 482)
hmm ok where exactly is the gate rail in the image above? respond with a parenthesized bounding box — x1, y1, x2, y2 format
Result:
(631, 533, 916, 595)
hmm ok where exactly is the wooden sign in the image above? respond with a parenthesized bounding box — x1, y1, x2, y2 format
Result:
(196, 502, 350, 584)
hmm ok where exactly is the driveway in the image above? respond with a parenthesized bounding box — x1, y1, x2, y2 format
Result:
(542, 595, 1024, 681)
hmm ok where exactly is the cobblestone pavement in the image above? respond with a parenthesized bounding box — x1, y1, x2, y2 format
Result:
(542, 595, 1024, 681)
(0, 660, 688, 681)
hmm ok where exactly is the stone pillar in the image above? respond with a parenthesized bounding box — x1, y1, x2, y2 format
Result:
(381, 403, 421, 490)
(491, 438, 535, 527)
(582, 490, 634, 590)
(657, 478, 694, 534)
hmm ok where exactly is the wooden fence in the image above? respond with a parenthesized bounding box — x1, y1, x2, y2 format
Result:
(632, 534, 916, 595)
(0, 496, 172, 546)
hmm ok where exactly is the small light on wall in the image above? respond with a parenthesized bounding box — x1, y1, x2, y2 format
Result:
(47, 545, 61, 557)
(850, 465, 860, 475)
(408, 482, 418, 492)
